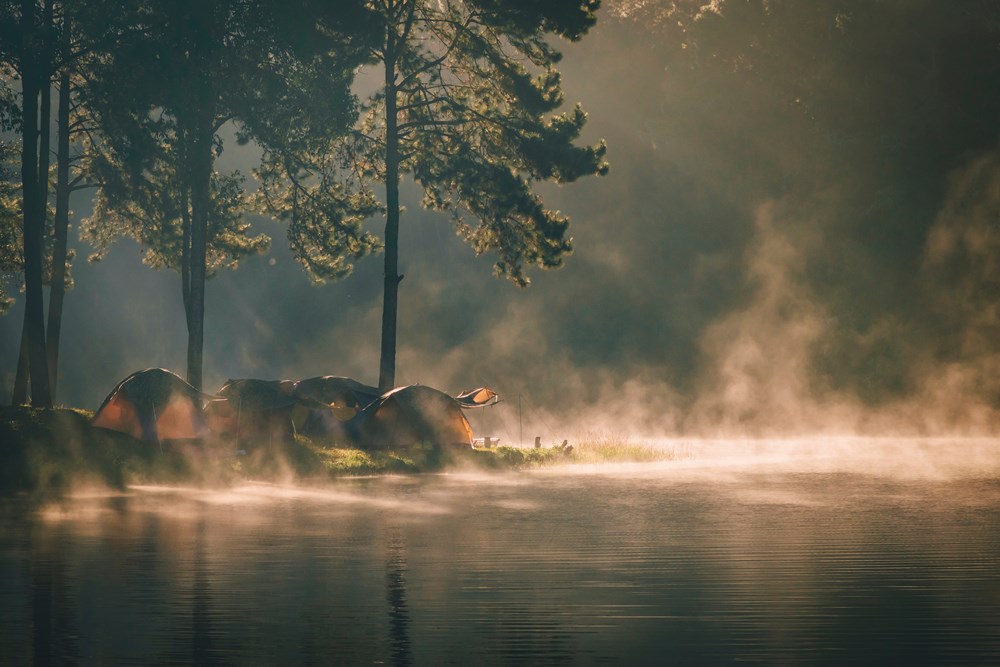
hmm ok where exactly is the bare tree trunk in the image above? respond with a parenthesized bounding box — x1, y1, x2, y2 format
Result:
(19, 0, 52, 408)
(186, 117, 212, 392)
(11, 62, 48, 404)
(181, 185, 192, 324)
(37, 1, 52, 226)
(46, 68, 71, 399)
(12, 321, 29, 405)
(378, 36, 402, 392)
(12, 0, 52, 406)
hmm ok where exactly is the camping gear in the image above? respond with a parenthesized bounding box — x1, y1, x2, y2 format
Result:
(455, 387, 500, 408)
(291, 376, 382, 435)
(348, 384, 474, 448)
(204, 379, 300, 442)
(92, 368, 210, 442)
(457, 386, 501, 445)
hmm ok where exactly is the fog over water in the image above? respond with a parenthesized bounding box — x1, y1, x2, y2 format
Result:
(3, 1, 1000, 440)
(6, 451, 1000, 665)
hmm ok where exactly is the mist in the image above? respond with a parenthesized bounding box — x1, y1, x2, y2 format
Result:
(3, 0, 1000, 441)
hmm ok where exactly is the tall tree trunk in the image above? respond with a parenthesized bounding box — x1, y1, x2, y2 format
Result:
(19, 0, 52, 408)
(378, 44, 402, 392)
(12, 0, 53, 406)
(46, 68, 71, 399)
(181, 185, 192, 325)
(11, 65, 48, 404)
(11, 321, 29, 405)
(37, 4, 51, 225)
(186, 118, 212, 392)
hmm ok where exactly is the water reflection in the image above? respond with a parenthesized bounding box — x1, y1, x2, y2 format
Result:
(385, 528, 412, 666)
(1, 444, 1000, 664)
(30, 519, 80, 665)
(189, 518, 227, 666)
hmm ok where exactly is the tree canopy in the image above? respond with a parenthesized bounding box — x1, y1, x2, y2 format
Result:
(2, 0, 610, 403)
(77, 0, 378, 390)
(267, 0, 609, 389)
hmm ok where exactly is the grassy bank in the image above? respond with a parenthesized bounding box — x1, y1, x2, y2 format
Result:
(570, 433, 676, 463)
(0, 407, 671, 497)
(0, 406, 243, 496)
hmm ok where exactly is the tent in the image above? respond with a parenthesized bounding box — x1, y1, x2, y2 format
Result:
(204, 379, 300, 442)
(92, 368, 210, 442)
(348, 385, 474, 448)
(455, 387, 500, 408)
(291, 376, 381, 435)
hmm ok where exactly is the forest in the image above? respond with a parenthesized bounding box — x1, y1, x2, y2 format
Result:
(0, 0, 606, 409)
(3, 1, 1000, 437)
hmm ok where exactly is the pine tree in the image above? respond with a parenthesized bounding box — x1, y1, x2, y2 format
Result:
(290, 0, 608, 390)
(0, 0, 57, 406)
(80, 0, 375, 390)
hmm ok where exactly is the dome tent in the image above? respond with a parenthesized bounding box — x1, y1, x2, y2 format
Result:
(348, 385, 474, 449)
(91, 368, 211, 442)
(291, 376, 382, 436)
(204, 378, 301, 442)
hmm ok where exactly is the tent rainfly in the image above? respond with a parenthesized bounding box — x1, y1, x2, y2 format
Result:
(291, 376, 382, 436)
(204, 378, 300, 442)
(348, 384, 474, 448)
(92, 368, 211, 442)
(455, 387, 500, 408)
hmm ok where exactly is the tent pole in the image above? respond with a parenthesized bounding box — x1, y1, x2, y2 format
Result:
(518, 394, 522, 448)
(152, 404, 162, 453)
(236, 396, 243, 451)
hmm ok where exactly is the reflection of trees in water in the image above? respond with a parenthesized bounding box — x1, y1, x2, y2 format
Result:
(385, 527, 412, 667)
(190, 517, 228, 666)
(152, 511, 230, 666)
(29, 519, 80, 665)
(381, 499, 579, 665)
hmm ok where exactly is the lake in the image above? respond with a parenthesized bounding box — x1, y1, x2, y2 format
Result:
(2, 438, 1000, 665)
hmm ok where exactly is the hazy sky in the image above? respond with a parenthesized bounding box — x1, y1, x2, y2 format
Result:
(3, 0, 999, 439)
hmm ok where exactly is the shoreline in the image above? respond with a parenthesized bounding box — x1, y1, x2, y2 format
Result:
(0, 406, 575, 498)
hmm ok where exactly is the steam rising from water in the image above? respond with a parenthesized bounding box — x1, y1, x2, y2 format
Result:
(588, 437, 1000, 482)
(35, 436, 1000, 521)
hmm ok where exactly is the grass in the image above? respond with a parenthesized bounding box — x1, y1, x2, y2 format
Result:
(0, 407, 674, 498)
(569, 433, 675, 463)
(310, 444, 421, 476)
(0, 406, 196, 496)
(491, 445, 564, 468)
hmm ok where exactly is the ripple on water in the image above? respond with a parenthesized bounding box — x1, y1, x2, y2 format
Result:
(2, 453, 1000, 664)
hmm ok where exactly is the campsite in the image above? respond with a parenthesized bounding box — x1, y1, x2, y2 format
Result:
(0, 367, 579, 495)
(92, 368, 486, 450)
(4, 2, 1000, 664)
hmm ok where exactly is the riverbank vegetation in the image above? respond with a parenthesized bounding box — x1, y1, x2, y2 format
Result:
(0, 407, 670, 497)
(571, 433, 675, 463)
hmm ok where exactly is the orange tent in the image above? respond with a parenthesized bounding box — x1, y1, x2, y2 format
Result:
(204, 379, 300, 442)
(92, 368, 209, 442)
(348, 385, 473, 448)
(455, 387, 500, 408)
(291, 376, 381, 435)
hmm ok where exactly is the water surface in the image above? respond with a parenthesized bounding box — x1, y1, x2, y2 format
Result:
(3, 439, 1000, 665)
